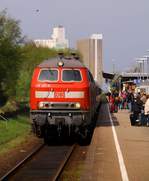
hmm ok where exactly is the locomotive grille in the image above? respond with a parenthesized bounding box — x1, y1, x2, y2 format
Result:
(51, 103, 70, 108)
(39, 102, 78, 109)
(51, 102, 76, 109)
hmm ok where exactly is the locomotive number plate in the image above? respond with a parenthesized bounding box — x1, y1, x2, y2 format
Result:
(54, 92, 65, 98)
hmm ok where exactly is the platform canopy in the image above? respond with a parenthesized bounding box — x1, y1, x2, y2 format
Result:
(102, 72, 115, 80)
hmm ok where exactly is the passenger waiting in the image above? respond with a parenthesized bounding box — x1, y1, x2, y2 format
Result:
(131, 94, 143, 124)
(127, 91, 134, 112)
(144, 95, 149, 126)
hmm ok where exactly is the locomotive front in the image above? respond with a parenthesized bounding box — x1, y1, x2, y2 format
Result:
(30, 57, 97, 143)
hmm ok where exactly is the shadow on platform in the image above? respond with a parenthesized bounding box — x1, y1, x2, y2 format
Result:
(95, 103, 120, 127)
(96, 114, 119, 127)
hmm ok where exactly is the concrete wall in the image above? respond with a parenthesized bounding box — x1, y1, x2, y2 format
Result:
(77, 36, 103, 86)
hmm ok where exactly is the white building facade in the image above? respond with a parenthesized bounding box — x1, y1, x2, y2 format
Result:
(34, 26, 69, 49)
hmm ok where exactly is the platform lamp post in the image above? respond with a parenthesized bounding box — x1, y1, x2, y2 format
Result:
(135, 58, 142, 80)
(136, 57, 146, 82)
(112, 59, 115, 74)
(143, 50, 149, 81)
(141, 57, 146, 81)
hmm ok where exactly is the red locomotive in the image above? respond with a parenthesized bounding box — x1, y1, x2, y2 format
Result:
(30, 55, 100, 143)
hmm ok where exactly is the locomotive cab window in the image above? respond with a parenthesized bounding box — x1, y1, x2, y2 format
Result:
(88, 71, 94, 83)
(38, 69, 58, 81)
(62, 69, 82, 82)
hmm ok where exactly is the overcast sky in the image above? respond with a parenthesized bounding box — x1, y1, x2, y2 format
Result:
(1, 0, 149, 72)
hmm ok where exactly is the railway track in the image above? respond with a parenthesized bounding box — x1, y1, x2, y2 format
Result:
(0, 143, 76, 181)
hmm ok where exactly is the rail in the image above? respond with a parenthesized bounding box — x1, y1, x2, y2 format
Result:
(52, 144, 76, 181)
(0, 143, 44, 181)
(0, 143, 76, 181)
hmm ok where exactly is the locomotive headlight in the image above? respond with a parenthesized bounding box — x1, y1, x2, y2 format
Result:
(38, 102, 44, 109)
(57, 61, 64, 67)
(75, 102, 81, 109)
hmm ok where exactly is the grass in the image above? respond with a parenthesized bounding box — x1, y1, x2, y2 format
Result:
(0, 115, 31, 154)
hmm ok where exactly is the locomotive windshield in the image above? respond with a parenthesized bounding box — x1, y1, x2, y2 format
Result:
(38, 69, 58, 81)
(62, 69, 82, 82)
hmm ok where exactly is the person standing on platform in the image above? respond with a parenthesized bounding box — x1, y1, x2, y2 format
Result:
(140, 93, 147, 125)
(127, 91, 134, 112)
(131, 94, 143, 124)
(144, 95, 149, 126)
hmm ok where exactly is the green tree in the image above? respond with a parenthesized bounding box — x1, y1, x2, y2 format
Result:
(0, 10, 22, 43)
(0, 10, 22, 104)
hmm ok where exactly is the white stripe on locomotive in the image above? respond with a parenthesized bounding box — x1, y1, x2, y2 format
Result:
(35, 91, 84, 98)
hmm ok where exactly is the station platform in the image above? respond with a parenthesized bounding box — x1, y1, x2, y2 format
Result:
(80, 103, 149, 181)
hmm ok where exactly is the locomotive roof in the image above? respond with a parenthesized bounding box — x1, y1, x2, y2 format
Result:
(37, 58, 86, 68)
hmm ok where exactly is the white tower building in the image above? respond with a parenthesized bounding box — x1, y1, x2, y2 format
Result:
(34, 25, 69, 49)
(90, 34, 103, 82)
(52, 26, 65, 41)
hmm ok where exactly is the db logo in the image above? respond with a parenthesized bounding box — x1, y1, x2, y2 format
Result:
(54, 92, 65, 98)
